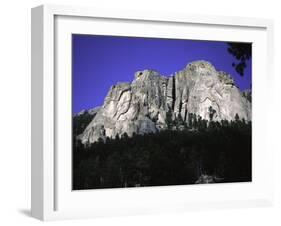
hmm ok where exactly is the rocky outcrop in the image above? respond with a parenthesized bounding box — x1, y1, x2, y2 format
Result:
(79, 61, 252, 144)
(76, 106, 100, 117)
(195, 174, 224, 184)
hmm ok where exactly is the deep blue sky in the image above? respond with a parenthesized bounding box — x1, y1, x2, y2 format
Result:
(72, 34, 252, 113)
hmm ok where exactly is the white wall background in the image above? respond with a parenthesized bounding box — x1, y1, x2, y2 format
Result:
(0, 0, 280, 225)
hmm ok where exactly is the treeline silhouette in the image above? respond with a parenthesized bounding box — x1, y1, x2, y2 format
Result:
(73, 116, 252, 190)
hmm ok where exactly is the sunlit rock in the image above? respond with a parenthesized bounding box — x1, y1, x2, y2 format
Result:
(80, 61, 251, 144)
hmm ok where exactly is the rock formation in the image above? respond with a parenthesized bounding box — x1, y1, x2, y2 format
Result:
(195, 174, 224, 184)
(75, 106, 101, 117)
(78, 61, 251, 144)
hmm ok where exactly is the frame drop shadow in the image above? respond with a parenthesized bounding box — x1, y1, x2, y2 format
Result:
(18, 209, 31, 218)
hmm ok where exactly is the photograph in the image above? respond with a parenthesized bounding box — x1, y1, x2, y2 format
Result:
(72, 34, 252, 190)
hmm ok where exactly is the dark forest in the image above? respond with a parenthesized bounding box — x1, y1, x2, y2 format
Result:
(73, 114, 252, 190)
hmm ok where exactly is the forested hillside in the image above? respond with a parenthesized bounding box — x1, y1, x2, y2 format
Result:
(73, 117, 251, 190)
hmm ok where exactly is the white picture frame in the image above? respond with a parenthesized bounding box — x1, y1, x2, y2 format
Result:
(31, 4, 274, 221)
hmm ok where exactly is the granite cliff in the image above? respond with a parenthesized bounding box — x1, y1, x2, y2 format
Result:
(78, 61, 251, 144)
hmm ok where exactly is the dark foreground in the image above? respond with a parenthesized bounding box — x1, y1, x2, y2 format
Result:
(73, 120, 251, 190)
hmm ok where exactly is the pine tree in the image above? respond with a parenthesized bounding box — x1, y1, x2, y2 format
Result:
(176, 114, 184, 129)
(166, 109, 174, 129)
(193, 115, 198, 129)
(208, 106, 216, 121)
(235, 113, 240, 122)
(188, 113, 193, 129)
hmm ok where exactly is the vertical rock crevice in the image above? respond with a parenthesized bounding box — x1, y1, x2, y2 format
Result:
(171, 75, 176, 111)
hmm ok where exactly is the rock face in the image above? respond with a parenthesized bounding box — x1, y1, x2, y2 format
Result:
(79, 61, 251, 144)
(76, 106, 101, 117)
